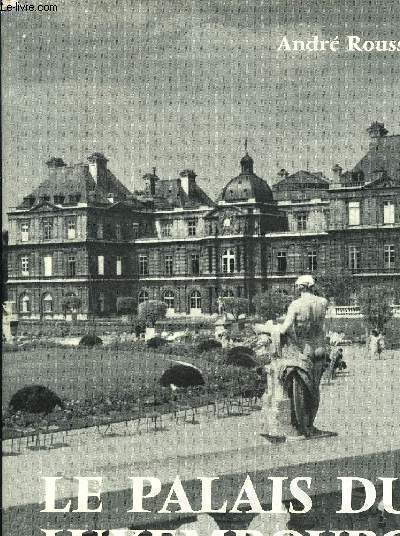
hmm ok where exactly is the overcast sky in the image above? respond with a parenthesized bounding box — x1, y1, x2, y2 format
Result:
(2, 0, 400, 221)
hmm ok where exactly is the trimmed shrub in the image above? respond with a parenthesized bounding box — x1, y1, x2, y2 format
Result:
(139, 300, 168, 327)
(79, 334, 103, 347)
(9, 385, 63, 414)
(197, 338, 222, 352)
(225, 346, 259, 368)
(147, 336, 167, 348)
(160, 364, 205, 388)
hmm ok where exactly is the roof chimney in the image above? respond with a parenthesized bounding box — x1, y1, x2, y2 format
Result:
(331, 164, 343, 188)
(367, 122, 388, 146)
(179, 169, 196, 196)
(88, 153, 108, 189)
(143, 167, 159, 196)
(46, 157, 66, 180)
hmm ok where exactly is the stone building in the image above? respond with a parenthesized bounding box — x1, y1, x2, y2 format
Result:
(6, 123, 400, 318)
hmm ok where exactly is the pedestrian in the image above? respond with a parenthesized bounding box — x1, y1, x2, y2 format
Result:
(377, 332, 385, 359)
(368, 329, 379, 359)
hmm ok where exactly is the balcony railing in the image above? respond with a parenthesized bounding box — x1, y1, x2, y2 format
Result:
(330, 305, 400, 318)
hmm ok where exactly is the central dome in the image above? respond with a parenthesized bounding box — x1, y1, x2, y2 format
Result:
(220, 152, 273, 203)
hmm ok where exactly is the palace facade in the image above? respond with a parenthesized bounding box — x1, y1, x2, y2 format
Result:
(6, 123, 400, 319)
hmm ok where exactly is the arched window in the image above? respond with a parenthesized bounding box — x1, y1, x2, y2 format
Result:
(138, 289, 149, 304)
(19, 294, 31, 314)
(42, 293, 53, 313)
(222, 288, 234, 298)
(222, 248, 236, 273)
(190, 290, 202, 311)
(97, 292, 105, 314)
(163, 290, 175, 310)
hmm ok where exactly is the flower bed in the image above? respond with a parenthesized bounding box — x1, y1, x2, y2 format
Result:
(2, 343, 263, 440)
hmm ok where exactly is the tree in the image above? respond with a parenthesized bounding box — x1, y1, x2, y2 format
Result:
(221, 297, 249, 320)
(138, 300, 168, 327)
(61, 296, 81, 313)
(358, 286, 393, 332)
(117, 297, 144, 334)
(253, 290, 291, 321)
(316, 273, 358, 305)
(117, 297, 137, 316)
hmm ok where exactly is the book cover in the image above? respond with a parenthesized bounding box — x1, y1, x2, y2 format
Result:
(2, 1, 399, 535)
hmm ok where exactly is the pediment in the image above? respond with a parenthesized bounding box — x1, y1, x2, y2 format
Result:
(204, 205, 247, 220)
(106, 199, 145, 212)
(28, 201, 61, 213)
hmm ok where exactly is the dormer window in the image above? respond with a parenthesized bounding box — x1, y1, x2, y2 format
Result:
(23, 196, 35, 208)
(40, 195, 50, 203)
(68, 194, 81, 204)
(54, 195, 65, 205)
(107, 193, 114, 203)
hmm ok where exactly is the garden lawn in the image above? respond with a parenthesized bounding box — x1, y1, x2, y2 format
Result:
(2, 345, 213, 409)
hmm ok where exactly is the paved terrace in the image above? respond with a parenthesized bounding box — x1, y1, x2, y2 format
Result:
(3, 356, 400, 534)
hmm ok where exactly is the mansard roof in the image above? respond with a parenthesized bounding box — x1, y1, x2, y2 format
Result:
(137, 178, 214, 210)
(352, 134, 400, 184)
(17, 159, 131, 209)
(273, 170, 329, 191)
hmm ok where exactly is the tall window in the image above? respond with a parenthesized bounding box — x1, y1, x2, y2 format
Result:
(42, 293, 53, 314)
(21, 256, 30, 276)
(97, 292, 105, 314)
(116, 224, 122, 240)
(163, 290, 175, 310)
(307, 251, 317, 272)
(191, 253, 200, 275)
(383, 201, 395, 224)
(277, 251, 287, 273)
(97, 223, 104, 239)
(68, 255, 76, 276)
(138, 289, 149, 304)
(187, 218, 197, 237)
(222, 289, 234, 298)
(67, 218, 77, 239)
(116, 256, 122, 276)
(43, 219, 54, 240)
(165, 254, 173, 275)
(20, 294, 31, 313)
(43, 255, 53, 277)
(296, 212, 308, 231)
(190, 290, 202, 311)
(139, 254, 149, 275)
(348, 246, 360, 271)
(98, 255, 104, 276)
(384, 244, 395, 270)
(348, 201, 360, 226)
(132, 223, 139, 238)
(20, 221, 29, 242)
(160, 221, 172, 238)
(222, 249, 236, 273)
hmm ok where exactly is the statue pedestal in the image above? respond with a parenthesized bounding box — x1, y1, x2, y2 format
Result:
(261, 364, 303, 440)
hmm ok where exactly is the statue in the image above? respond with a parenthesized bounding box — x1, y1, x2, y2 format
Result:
(256, 276, 331, 439)
(217, 297, 225, 317)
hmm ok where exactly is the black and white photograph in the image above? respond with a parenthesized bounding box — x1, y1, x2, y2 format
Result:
(2, 1, 400, 535)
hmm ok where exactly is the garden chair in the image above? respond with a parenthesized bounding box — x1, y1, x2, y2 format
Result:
(145, 411, 163, 432)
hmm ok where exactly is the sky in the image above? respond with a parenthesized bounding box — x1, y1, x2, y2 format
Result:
(2, 0, 400, 222)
